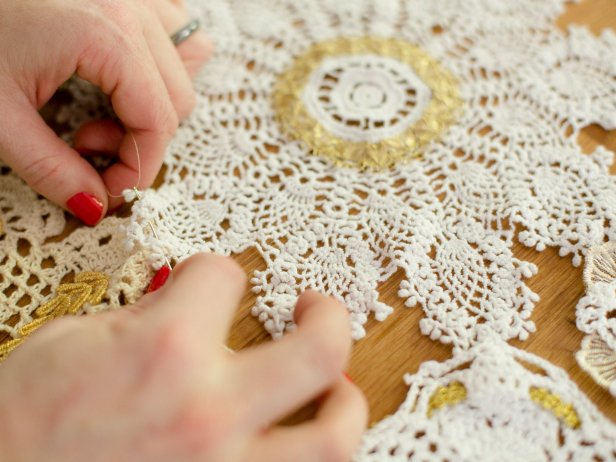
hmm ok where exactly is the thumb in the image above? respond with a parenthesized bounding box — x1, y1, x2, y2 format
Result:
(0, 88, 108, 226)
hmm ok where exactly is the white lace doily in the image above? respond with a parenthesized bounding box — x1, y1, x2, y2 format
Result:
(576, 242, 616, 395)
(0, 0, 614, 457)
(355, 337, 616, 462)
(109, 0, 616, 348)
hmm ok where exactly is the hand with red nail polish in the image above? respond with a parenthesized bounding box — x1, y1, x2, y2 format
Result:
(0, 0, 213, 225)
(0, 254, 368, 462)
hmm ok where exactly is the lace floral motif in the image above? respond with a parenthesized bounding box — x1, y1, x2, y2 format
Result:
(576, 242, 616, 395)
(354, 338, 616, 462)
(57, 0, 616, 350)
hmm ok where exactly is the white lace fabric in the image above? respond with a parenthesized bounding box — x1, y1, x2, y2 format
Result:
(354, 337, 616, 462)
(113, 0, 616, 348)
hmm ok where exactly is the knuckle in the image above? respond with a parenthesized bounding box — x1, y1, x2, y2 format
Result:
(20, 154, 64, 192)
(143, 95, 179, 138)
(169, 395, 236, 454)
(149, 319, 198, 367)
(96, 0, 138, 30)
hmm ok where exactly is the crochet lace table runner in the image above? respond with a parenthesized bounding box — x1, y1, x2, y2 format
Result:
(1, 0, 616, 459)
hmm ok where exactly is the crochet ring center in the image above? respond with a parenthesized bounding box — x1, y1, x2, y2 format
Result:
(273, 36, 462, 170)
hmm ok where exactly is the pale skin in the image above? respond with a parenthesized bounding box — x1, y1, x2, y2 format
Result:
(0, 1, 368, 461)
(0, 0, 212, 211)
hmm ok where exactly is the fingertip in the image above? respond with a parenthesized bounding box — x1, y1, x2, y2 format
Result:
(294, 291, 348, 325)
(145, 253, 245, 342)
(294, 290, 324, 321)
(102, 162, 140, 198)
(102, 125, 173, 199)
(308, 377, 369, 462)
(291, 293, 353, 384)
(172, 253, 246, 288)
(172, 252, 212, 274)
(74, 120, 125, 156)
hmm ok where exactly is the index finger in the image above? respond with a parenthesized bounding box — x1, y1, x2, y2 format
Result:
(251, 377, 368, 462)
(77, 17, 178, 198)
(228, 291, 353, 430)
(145, 254, 247, 345)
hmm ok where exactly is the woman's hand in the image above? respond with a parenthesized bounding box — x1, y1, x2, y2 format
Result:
(0, 254, 368, 462)
(0, 0, 212, 225)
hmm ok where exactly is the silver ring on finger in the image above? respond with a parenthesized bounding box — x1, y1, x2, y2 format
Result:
(170, 19, 201, 46)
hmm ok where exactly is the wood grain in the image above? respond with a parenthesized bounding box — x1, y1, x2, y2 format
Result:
(226, 0, 616, 426)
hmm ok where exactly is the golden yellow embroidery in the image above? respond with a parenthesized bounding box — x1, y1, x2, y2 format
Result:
(427, 381, 467, 417)
(529, 387, 581, 429)
(0, 272, 108, 360)
(273, 36, 461, 170)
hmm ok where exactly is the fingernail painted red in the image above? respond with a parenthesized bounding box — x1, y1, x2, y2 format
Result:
(147, 266, 172, 293)
(67, 193, 103, 226)
(343, 372, 354, 384)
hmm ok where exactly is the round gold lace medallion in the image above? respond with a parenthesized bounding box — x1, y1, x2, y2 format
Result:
(273, 37, 462, 170)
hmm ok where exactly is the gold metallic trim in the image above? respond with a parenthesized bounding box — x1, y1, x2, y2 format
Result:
(0, 272, 109, 360)
(529, 387, 581, 429)
(273, 36, 461, 170)
(427, 381, 467, 417)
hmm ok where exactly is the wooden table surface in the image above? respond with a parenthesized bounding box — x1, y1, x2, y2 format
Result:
(226, 0, 616, 426)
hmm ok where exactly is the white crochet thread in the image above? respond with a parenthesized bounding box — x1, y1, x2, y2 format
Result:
(577, 242, 616, 395)
(58, 0, 616, 349)
(354, 337, 616, 462)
